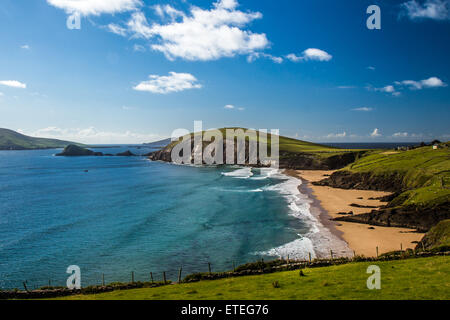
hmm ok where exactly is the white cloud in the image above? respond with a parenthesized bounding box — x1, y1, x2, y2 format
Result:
(247, 52, 283, 64)
(381, 85, 395, 93)
(401, 0, 449, 20)
(19, 126, 164, 144)
(326, 132, 347, 138)
(421, 76, 447, 87)
(0, 92, 4, 96)
(133, 72, 202, 94)
(368, 85, 401, 96)
(47, 0, 142, 16)
(153, 4, 185, 21)
(0, 80, 27, 89)
(133, 44, 146, 52)
(337, 85, 356, 89)
(286, 48, 333, 62)
(107, 23, 128, 36)
(367, 66, 376, 70)
(224, 104, 245, 111)
(352, 107, 373, 112)
(393, 132, 409, 137)
(371, 128, 382, 137)
(395, 77, 447, 90)
(125, 0, 268, 61)
(21, 44, 30, 50)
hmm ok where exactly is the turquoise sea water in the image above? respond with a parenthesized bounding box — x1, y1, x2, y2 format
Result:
(0, 147, 349, 290)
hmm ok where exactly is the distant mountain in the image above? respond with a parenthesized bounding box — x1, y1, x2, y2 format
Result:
(144, 138, 172, 148)
(0, 128, 85, 150)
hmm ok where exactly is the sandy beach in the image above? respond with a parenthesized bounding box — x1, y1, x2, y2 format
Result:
(289, 170, 425, 257)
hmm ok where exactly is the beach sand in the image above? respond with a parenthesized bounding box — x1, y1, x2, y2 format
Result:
(289, 170, 424, 257)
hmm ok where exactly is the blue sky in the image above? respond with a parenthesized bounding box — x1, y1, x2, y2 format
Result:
(0, 0, 449, 143)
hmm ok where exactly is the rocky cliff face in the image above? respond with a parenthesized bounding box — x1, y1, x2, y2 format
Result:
(334, 204, 450, 232)
(279, 151, 365, 170)
(149, 141, 363, 170)
(313, 170, 405, 192)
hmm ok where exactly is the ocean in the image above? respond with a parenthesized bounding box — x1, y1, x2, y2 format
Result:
(0, 146, 350, 290)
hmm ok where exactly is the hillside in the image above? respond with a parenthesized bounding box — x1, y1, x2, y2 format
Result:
(0, 128, 84, 150)
(319, 143, 450, 230)
(149, 128, 366, 170)
(55, 256, 449, 300)
(417, 220, 450, 252)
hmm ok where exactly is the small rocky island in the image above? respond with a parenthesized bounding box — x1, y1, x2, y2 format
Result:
(56, 145, 136, 157)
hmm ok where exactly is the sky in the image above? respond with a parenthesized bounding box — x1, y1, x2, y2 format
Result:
(0, 0, 449, 144)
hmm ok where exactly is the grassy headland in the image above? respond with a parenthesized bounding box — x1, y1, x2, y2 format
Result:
(318, 143, 450, 231)
(149, 128, 366, 169)
(0, 128, 84, 150)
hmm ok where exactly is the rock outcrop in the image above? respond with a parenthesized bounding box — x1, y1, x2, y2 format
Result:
(56, 145, 103, 156)
(313, 170, 404, 192)
(116, 150, 136, 157)
(334, 204, 450, 232)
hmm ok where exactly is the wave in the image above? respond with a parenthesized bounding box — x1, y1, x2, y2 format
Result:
(221, 167, 253, 179)
(257, 170, 352, 260)
(212, 187, 264, 193)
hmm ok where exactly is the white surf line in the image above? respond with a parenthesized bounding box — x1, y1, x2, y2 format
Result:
(257, 170, 353, 260)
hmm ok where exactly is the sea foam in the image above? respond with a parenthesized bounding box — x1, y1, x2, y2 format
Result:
(258, 170, 353, 260)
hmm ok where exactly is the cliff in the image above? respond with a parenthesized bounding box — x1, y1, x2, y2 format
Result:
(149, 128, 365, 170)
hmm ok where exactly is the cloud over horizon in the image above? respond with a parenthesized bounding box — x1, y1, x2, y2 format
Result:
(18, 126, 164, 144)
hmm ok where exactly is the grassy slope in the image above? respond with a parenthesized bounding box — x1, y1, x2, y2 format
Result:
(168, 128, 362, 159)
(56, 256, 449, 300)
(0, 128, 84, 150)
(343, 145, 450, 208)
(420, 220, 450, 251)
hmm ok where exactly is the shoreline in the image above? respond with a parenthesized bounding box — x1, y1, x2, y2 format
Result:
(286, 169, 425, 257)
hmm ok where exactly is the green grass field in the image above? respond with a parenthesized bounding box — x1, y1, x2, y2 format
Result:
(343, 144, 450, 208)
(55, 256, 449, 300)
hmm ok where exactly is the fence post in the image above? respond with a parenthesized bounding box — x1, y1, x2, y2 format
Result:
(287, 255, 290, 263)
(163, 272, 167, 284)
(102, 274, 105, 286)
(208, 262, 211, 274)
(178, 267, 182, 284)
(308, 252, 312, 263)
(400, 243, 403, 251)
(330, 249, 333, 260)
(23, 281, 29, 293)
(131, 271, 134, 283)
(233, 261, 235, 272)
(376, 246, 379, 258)
(150, 272, 154, 284)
